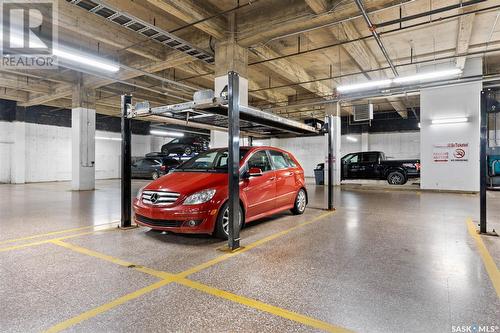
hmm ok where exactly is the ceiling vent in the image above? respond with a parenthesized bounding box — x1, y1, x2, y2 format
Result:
(353, 103, 373, 122)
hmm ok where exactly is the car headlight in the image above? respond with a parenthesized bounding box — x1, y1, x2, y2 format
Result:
(136, 186, 146, 199)
(184, 189, 216, 205)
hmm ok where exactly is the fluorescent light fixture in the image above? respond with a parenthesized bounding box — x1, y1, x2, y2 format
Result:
(337, 79, 392, 93)
(393, 68, 462, 84)
(431, 117, 469, 125)
(150, 129, 184, 137)
(346, 135, 358, 142)
(96, 136, 121, 141)
(418, 122, 421, 128)
(4, 31, 120, 72)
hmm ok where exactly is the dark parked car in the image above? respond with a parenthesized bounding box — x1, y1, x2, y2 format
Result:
(341, 151, 420, 185)
(160, 136, 209, 156)
(132, 158, 180, 180)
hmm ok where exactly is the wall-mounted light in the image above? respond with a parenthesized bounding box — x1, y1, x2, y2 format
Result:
(150, 129, 184, 137)
(346, 136, 359, 142)
(431, 117, 469, 125)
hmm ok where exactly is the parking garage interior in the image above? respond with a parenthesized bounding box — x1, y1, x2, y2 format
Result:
(1, 0, 500, 332)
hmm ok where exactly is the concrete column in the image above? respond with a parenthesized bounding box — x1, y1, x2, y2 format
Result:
(325, 102, 341, 185)
(420, 58, 482, 191)
(71, 80, 96, 191)
(361, 132, 369, 151)
(214, 40, 248, 106)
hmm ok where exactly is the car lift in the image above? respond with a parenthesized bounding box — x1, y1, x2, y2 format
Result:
(120, 71, 334, 250)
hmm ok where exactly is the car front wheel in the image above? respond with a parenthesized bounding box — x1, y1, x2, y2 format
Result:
(151, 171, 160, 180)
(184, 147, 192, 155)
(214, 202, 243, 239)
(291, 189, 307, 215)
(387, 171, 407, 185)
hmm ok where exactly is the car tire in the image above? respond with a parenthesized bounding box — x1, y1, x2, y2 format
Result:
(184, 147, 192, 155)
(291, 189, 307, 215)
(162, 148, 169, 155)
(387, 171, 407, 185)
(214, 202, 243, 239)
(151, 171, 160, 180)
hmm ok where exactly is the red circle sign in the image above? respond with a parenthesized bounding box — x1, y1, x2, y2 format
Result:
(454, 148, 466, 159)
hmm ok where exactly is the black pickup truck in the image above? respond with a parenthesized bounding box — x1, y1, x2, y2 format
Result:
(341, 151, 420, 185)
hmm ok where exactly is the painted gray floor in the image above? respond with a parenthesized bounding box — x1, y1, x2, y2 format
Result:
(0, 180, 498, 333)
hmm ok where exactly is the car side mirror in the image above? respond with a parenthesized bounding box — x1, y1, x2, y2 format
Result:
(248, 167, 263, 177)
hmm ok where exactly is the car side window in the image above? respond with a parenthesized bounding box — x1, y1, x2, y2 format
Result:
(285, 153, 297, 168)
(269, 150, 290, 169)
(345, 154, 359, 163)
(362, 153, 378, 163)
(247, 150, 272, 172)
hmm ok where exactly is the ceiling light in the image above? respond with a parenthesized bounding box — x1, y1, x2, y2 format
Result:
(431, 117, 469, 125)
(393, 68, 462, 84)
(150, 130, 184, 137)
(346, 136, 358, 142)
(96, 136, 121, 141)
(337, 79, 392, 93)
(4, 31, 120, 72)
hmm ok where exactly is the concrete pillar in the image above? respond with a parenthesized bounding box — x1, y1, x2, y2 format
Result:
(361, 132, 369, 151)
(210, 130, 228, 148)
(325, 102, 341, 185)
(214, 40, 248, 106)
(420, 58, 482, 191)
(71, 80, 96, 191)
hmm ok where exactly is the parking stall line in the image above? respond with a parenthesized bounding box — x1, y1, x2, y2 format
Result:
(45, 210, 341, 333)
(466, 218, 500, 297)
(0, 221, 119, 246)
(0, 227, 117, 253)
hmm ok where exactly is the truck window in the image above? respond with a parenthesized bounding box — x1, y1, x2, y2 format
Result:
(362, 153, 379, 163)
(345, 154, 359, 164)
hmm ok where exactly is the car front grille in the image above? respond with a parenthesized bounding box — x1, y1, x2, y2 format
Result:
(135, 214, 183, 228)
(142, 190, 180, 205)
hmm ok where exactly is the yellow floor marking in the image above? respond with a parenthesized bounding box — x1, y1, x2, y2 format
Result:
(0, 227, 116, 253)
(176, 277, 353, 333)
(43, 279, 173, 333)
(46, 210, 341, 333)
(466, 218, 500, 298)
(179, 210, 335, 278)
(0, 221, 119, 246)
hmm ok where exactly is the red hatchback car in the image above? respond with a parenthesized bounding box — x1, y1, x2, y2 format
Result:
(133, 146, 307, 238)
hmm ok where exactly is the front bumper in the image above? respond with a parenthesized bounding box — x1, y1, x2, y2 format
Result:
(133, 198, 219, 234)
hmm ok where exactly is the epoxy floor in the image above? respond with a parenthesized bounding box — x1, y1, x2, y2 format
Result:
(0, 180, 498, 333)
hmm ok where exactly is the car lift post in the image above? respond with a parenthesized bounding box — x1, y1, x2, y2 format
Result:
(327, 114, 335, 211)
(227, 71, 241, 250)
(121, 95, 133, 228)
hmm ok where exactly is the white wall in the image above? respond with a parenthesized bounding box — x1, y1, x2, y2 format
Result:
(0, 121, 159, 183)
(420, 81, 481, 191)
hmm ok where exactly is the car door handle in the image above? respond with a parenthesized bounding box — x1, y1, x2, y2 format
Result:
(269, 176, 276, 181)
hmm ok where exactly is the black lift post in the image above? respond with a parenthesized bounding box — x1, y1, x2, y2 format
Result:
(227, 71, 241, 250)
(327, 114, 335, 211)
(121, 95, 132, 228)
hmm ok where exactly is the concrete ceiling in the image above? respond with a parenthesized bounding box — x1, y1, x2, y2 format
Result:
(1, 0, 500, 121)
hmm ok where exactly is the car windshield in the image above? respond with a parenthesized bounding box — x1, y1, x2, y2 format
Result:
(176, 149, 249, 172)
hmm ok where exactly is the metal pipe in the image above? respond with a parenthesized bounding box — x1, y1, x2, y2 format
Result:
(227, 71, 241, 250)
(354, 0, 398, 76)
(121, 95, 132, 228)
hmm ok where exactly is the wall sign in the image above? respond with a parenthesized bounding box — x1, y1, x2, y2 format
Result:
(432, 143, 469, 163)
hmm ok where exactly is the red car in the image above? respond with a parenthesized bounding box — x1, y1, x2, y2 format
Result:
(133, 146, 308, 238)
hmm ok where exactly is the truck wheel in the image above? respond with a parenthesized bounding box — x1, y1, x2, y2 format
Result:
(387, 171, 407, 185)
